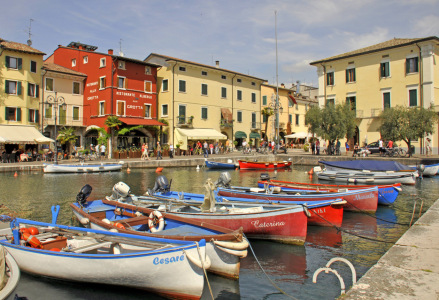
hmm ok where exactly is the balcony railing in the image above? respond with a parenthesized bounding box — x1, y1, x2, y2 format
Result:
(250, 122, 261, 130)
(220, 120, 233, 128)
(43, 116, 85, 127)
(176, 116, 193, 127)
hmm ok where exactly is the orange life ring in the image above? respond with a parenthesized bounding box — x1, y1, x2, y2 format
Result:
(148, 210, 164, 232)
(114, 222, 126, 230)
(21, 232, 42, 249)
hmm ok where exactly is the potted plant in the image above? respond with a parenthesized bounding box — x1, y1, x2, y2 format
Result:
(162, 144, 169, 157)
(233, 140, 238, 151)
(188, 116, 194, 124)
(175, 144, 181, 156)
(303, 143, 310, 152)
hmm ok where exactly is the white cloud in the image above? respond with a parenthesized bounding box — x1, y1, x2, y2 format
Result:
(412, 15, 439, 36)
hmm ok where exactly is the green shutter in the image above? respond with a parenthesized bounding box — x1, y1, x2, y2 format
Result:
(36, 85, 39, 98)
(262, 95, 267, 105)
(17, 82, 22, 95)
(409, 90, 417, 106)
(5, 80, 9, 94)
(28, 83, 31, 96)
(345, 69, 349, 82)
(35, 110, 39, 123)
(28, 109, 32, 122)
(17, 108, 21, 121)
(17, 58, 22, 70)
(5, 107, 8, 120)
(405, 59, 409, 74)
(5, 56, 10, 68)
(383, 92, 391, 109)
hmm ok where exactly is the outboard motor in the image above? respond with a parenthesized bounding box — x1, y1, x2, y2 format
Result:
(76, 184, 92, 207)
(260, 173, 270, 181)
(107, 182, 131, 201)
(149, 175, 171, 195)
(215, 172, 232, 188)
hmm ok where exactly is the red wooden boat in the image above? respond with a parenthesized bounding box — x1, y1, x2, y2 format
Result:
(238, 159, 292, 170)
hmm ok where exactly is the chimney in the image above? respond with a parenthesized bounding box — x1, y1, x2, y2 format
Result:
(108, 49, 114, 55)
(215, 60, 220, 68)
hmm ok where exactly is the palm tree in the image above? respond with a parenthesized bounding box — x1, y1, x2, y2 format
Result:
(262, 107, 274, 141)
(57, 127, 78, 155)
(105, 116, 122, 158)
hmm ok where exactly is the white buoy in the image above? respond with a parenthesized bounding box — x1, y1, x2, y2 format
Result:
(196, 165, 200, 170)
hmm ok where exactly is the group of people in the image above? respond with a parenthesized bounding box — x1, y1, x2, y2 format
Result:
(89, 144, 106, 158)
(186, 140, 230, 158)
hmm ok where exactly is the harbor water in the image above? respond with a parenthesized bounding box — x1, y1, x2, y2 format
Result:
(1, 165, 437, 300)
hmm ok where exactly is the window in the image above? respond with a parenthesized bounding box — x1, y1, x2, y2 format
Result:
(237, 78, 242, 83)
(326, 98, 335, 106)
(5, 107, 21, 121)
(237, 90, 242, 101)
(295, 115, 299, 125)
(289, 114, 292, 124)
(116, 101, 125, 116)
(99, 101, 105, 116)
(201, 71, 207, 76)
(144, 81, 152, 93)
(178, 105, 186, 124)
(5, 80, 21, 95)
(144, 104, 151, 118)
(28, 83, 39, 97)
(28, 109, 38, 123)
(118, 77, 126, 89)
(251, 113, 256, 128)
(100, 58, 106, 67)
(162, 104, 168, 116)
(326, 72, 334, 86)
(251, 82, 256, 86)
(45, 104, 52, 118)
(83, 56, 88, 64)
(251, 93, 256, 103)
(45, 78, 54, 91)
(145, 67, 151, 75)
(380, 62, 390, 78)
(346, 96, 356, 111)
(58, 105, 66, 125)
(30, 61, 37, 73)
(179, 66, 186, 72)
(406, 57, 419, 74)
(201, 84, 208, 96)
(237, 111, 242, 122)
(5, 56, 21, 70)
(262, 95, 267, 105)
(72, 59, 76, 67)
(201, 107, 208, 119)
(409, 89, 417, 107)
(118, 61, 125, 69)
(221, 87, 227, 98)
(73, 82, 80, 95)
(346, 68, 356, 83)
(179, 80, 186, 92)
(99, 77, 106, 89)
(383, 92, 391, 109)
(162, 79, 169, 92)
(73, 106, 80, 121)
(221, 75, 227, 80)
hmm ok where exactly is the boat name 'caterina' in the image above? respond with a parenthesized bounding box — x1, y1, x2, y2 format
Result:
(251, 220, 285, 228)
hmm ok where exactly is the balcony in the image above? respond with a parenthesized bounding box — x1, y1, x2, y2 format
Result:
(43, 116, 85, 127)
(250, 122, 261, 131)
(176, 116, 193, 128)
(220, 119, 233, 128)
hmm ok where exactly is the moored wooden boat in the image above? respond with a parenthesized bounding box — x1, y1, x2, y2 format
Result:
(238, 159, 292, 170)
(205, 160, 237, 170)
(0, 245, 20, 300)
(70, 189, 248, 279)
(43, 162, 123, 173)
(0, 215, 207, 299)
(316, 169, 417, 185)
(257, 179, 402, 206)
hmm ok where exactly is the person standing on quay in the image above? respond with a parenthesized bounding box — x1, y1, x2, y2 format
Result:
(156, 142, 162, 160)
(203, 141, 209, 158)
(169, 144, 174, 159)
(100, 143, 106, 159)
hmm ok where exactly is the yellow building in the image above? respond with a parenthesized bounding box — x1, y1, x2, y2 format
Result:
(310, 36, 439, 154)
(0, 38, 52, 155)
(261, 82, 318, 144)
(41, 62, 87, 151)
(145, 54, 266, 150)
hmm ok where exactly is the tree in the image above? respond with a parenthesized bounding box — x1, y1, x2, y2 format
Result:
(105, 116, 122, 158)
(57, 127, 78, 154)
(261, 107, 274, 140)
(379, 105, 438, 157)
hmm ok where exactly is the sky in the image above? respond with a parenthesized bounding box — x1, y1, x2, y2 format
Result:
(1, 0, 439, 87)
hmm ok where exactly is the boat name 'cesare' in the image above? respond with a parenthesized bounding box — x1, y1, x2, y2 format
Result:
(251, 220, 285, 228)
(153, 255, 185, 265)
(354, 192, 375, 200)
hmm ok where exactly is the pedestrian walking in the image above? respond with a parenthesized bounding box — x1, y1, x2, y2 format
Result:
(100, 144, 106, 159)
(203, 141, 209, 158)
(169, 144, 174, 158)
(156, 142, 162, 160)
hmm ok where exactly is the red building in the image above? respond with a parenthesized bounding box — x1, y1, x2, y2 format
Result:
(46, 42, 163, 149)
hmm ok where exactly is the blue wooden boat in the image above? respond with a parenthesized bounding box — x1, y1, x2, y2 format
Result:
(205, 159, 237, 169)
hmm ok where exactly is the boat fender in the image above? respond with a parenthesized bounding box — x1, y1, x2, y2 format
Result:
(21, 232, 42, 249)
(393, 186, 402, 192)
(112, 244, 121, 254)
(114, 222, 126, 230)
(102, 219, 111, 224)
(302, 205, 312, 218)
(272, 187, 281, 193)
(27, 227, 39, 235)
(80, 217, 89, 225)
(215, 244, 248, 258)
(148, 210, 165, 232)
(313, 166, 322, 173)
(348, 178, 356, 183)
(214, 239, 249, 251)
(184, 250, 212, 270)
(135, 211, 143, 217)
(109, 229, 118, 233)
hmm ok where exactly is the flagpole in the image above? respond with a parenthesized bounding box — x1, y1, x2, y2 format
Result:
(275, 10, 280, 149)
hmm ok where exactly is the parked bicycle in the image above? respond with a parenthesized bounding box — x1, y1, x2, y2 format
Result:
(384, 147, 407, 158)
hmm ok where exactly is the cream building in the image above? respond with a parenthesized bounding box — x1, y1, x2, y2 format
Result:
(261, 82, 318, 144)
(41, 62, 87, 150)
(145, 54, 266, 150)
(310, 36, 439, 153)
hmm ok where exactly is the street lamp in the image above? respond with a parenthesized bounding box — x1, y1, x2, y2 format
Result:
(45, 92, 66, 164)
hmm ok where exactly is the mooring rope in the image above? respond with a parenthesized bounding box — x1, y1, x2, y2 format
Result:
(244, 233, 300, 300)
(195, 241, 214, 300)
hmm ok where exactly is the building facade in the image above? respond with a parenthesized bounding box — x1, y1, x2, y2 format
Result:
(310, 37, 439, 153)
(46, 42, 163, 151)
(145, 54, 266, 150)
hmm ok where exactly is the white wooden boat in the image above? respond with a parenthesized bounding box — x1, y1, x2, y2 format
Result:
(0, 215, 207, 299)
(0, 245, 20, 299)
(409, 164, 439, 177)
(316, 169, 417, 185)
(43, 162, 124, 173)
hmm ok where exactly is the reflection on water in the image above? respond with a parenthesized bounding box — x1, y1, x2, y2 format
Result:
(1, 166, 438, 299)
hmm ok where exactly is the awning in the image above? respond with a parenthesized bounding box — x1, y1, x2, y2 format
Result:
(284, 132, 312, 139)
(0, 125, 55, 144)
(249, 132, 261, 139)
(220, 108, 233, 122)
(119, 117, 166, 126)
(235, 131, 247, 138)
(175, 128, 227, 150)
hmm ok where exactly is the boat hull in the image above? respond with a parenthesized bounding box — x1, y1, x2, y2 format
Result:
(205, 160, 237, 169)
(317, 170, 416, 185)
(238, 160, 292, 170)
(43, 163, 123, 173)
